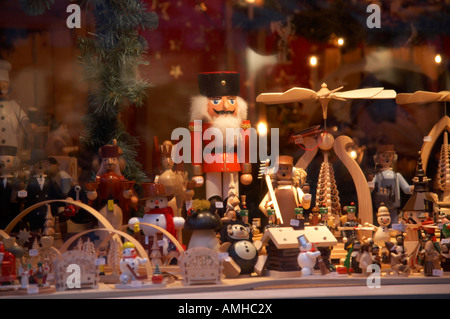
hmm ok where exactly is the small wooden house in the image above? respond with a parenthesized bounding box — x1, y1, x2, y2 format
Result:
(258, 226, 337, 277)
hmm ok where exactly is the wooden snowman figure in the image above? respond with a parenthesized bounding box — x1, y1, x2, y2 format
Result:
(129, 183, 185, 257)
(187, 71, 253, 202)
(119, 241, 148, 284)
(297, 235, 321, 276)
(0, 60, 34, 152)
(373, 204, 395, 248)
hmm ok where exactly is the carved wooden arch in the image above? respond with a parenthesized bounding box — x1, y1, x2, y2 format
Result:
(112, 223, 185, 254)
(334, 135, 373, 225)
(295, 135, 373, 225)
(59, 227, 153, 277)
(421, 115, 450, 172)
(3, 199, 115, 234)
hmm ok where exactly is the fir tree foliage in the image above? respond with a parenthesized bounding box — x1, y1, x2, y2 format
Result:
(19, 0, 55, 16)
(77, 0, 158, 183)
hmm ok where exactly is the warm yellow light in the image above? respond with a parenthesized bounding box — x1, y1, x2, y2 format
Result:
(337, 38, 344, 46)
(435, 54, 442, 64)
(257, 122, 268, 135)
(350, 150, 357, 159)
(309, 56, 318, 67)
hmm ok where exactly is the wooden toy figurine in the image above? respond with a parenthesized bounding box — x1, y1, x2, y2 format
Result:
(219, 219, 260, 277)
(419, 239, 441, 276)
(184, 206, 223, 252)
(187, 71, 252, 202)
(297, 234, 321, 276)
(119, 241, 148, 284)
(0, 145, 21, 229)
(0, 60, 35, 151)
(369, 144, 413, 224)
(440, 242, 450, 272)
(128, 183, 185, 256)
(23, 149, 66, 232)
(382, 241, 410, 276)
(88, 141, 138, 229)
(259, 155, 311, 226)
(372, 204, 395, 248)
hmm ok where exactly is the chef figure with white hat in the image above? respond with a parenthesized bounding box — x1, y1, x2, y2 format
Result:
(0, 60, 34, 151)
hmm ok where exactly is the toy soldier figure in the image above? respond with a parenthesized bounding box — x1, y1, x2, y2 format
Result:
(187, 71, 253, 202)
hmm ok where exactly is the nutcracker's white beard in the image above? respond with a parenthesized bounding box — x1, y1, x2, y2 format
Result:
(190, 95, 248, 147)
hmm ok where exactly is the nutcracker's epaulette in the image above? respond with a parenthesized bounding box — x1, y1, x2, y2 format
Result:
(241, 120, 251, 130)
(188, 121, 203, 132)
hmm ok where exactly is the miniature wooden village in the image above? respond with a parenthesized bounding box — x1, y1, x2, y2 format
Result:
(1, 72, 450, 297)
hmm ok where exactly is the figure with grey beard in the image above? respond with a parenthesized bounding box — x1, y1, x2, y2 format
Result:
(188, 72, 253, 201)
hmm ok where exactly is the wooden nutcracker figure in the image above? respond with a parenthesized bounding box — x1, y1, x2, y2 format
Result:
(188, 71, 253, 202)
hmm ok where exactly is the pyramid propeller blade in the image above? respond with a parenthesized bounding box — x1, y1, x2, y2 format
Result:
(396, 91, 444, 104)
(256, 87, 317, 104)
(333, 87, 384, 99)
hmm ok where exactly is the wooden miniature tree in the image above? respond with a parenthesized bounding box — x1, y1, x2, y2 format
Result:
(316, 156, 341, 216)
(107, 238, 122, 276)
(83, 238, 96, 257)
(438, 132, 450, 202)
(42, 205, 55, 237)
(75, 238, 84, 251)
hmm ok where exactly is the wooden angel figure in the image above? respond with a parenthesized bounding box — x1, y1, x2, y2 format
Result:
(259, 155, 311, 227)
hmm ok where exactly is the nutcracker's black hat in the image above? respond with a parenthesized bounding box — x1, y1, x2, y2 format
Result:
(198, 72, 240, 97)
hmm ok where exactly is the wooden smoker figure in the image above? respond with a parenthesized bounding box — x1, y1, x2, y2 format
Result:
(187, 72, 253, 202)
(370, 144, 413, 224)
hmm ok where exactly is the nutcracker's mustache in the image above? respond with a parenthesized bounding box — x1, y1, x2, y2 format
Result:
(213, 109, 235, 115)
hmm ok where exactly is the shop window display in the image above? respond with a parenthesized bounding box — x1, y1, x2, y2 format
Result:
(0, 0, 449, 300)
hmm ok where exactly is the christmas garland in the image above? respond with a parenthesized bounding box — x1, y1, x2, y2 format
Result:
(19, 0, 159, 184)
(78, 0, 158, 183)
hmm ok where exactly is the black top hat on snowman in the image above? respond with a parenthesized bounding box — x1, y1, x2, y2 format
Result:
(197, 72, 240, 98)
